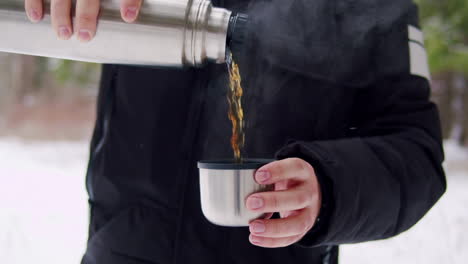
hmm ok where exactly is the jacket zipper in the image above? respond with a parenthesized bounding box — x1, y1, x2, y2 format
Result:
(85, 65, 118, 201)
(172, 67, 210, 264)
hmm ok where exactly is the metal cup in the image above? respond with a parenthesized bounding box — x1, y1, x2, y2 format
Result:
(197, 159, 274, 226)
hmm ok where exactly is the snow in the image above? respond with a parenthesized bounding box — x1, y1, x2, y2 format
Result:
(0, 138, 89, 264)
(0, 138, 467, 263)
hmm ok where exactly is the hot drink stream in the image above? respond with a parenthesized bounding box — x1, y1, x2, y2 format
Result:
(226, 52, 245, 163)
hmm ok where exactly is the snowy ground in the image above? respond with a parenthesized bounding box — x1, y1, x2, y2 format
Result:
(0, 139, 89, 264)
(0, 138, 467, 264)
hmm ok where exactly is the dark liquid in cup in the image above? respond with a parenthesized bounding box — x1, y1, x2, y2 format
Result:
(226, 52, 245, 163)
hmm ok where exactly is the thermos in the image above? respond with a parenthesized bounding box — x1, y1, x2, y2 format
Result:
(0, 0, 248, 66)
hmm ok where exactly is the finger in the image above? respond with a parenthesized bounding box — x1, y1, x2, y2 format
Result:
(75, 0, 100, 42)
(263, 213, 274, 219)
(255, 158, 314, 184)
(25, 0, 43, 22)
(51, 0, 73, 40)
(279, 210, 300, 219)
(246, 187, 312, 212)
(275, 179, 288, 191)
(249, 234, 303, 248)
(120, 0, 142, 23)
(249, 209, 314, 238)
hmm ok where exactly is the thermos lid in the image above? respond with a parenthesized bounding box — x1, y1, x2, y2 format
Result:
(198, 159, 274, 170)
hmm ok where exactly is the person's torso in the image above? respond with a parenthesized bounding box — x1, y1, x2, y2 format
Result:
(82, 0, 380, 263)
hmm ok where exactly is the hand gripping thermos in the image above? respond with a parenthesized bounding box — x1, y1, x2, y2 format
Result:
(0, 0, 248, 66)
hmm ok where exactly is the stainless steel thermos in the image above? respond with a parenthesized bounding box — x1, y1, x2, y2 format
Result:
(0, 0, 247, 66)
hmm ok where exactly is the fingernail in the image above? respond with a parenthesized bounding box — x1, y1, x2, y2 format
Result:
(250, 221, 265, 233)
(250, 235, 261, 244)
(255, 171, 271, 183)
(247, 196, 264, 210)
(58, 26, 71, 39)
(125, 7, 138, 21)
(29, 9, 40, 22)
(78, 29, 91, 42)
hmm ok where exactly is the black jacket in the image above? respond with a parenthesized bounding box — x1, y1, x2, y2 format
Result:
(81, 0, 446, 263)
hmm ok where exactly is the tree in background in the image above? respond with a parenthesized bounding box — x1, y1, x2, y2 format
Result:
(416, 0, 468, 145)
(0, 54, 100, 140)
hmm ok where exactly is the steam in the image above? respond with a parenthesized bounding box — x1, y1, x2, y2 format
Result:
(235, 0, 415, 85)
(222, 0, 417, 157)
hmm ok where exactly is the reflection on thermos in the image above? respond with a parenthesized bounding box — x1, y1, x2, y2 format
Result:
(0, 0, 248, 66)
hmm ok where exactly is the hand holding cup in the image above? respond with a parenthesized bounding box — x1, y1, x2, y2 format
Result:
(246, 158, 322, 248)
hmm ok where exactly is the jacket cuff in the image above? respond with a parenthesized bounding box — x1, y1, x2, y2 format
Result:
(275, 140, 335, 247)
